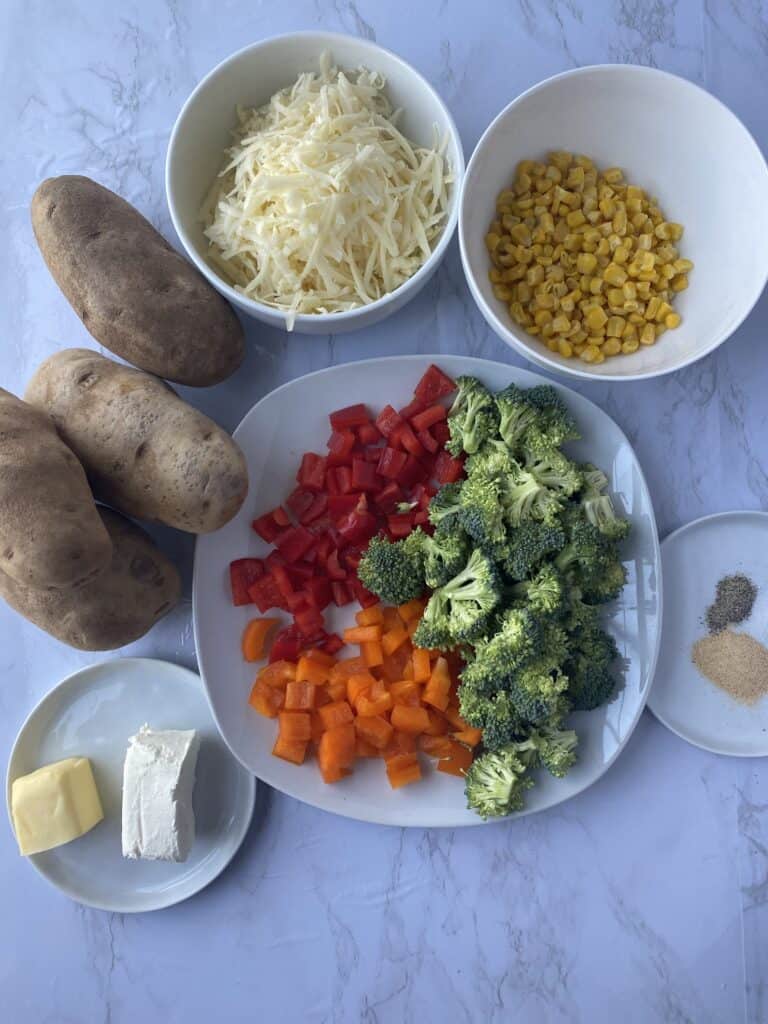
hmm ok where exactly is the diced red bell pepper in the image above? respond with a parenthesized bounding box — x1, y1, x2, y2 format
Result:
(417, 428, 438, 454)
(331, 581, 353, 607)
(275, 526, 316, 563)
(414, 364, 456, 404)
(321, 633, 345, 655)
(395, 454, 426, 489)
(265, 550, 285, 571)
(388, 513, 414, 538)
(337, 507, 378, 545)
(328, 494, 360, 519)
(286, 562, 314, 586)
(229, 558, 265, 606)
(374, 481, 404, 514)
(340, 545, 365, 571)
(252, 509, 287, 544)
(351, 457, 379, 491)
(293, 603, 325, 640)
(299, 492, 328, 525)
(414, 510, 430, 525)
(392, 422, 426, 458)
(326, 430, 356, 466)
(286, 487, 315, 521)
(435, 450, 466, 484)
(313, 534, 334, 564)
(377, 447, 408, 480)
(248, 576, 289, 613)
(336, 466, 356, 494)
(411, 404, 448, 432)
(269, 625, 304, 663)
(270, 563, 295, 598)
(326, 550, 347, 581)
(297, 453, 327, 492)
(324, 467, 342, 495)
(375, 405, 403, 439)
(364, 446, 382, 463)
(399, 397, 426, 420)
(357, 422, 381, 446)
(305, 576, 333, 610)
(329, 404, 370, 430)
(432, 421, 451, 447)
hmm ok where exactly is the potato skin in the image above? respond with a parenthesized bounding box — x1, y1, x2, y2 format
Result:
(31, 176, 244, 387)
(0, 508, 181, 650)
(26, 350, 249, 534)
(0, 388, 112, 589)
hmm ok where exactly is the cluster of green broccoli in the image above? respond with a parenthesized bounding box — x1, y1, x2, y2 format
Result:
(357, 376, 630, 819)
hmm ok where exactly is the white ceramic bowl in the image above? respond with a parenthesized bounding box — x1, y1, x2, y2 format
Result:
(166, 32, 464, 335)
(460, 65, 768, 381)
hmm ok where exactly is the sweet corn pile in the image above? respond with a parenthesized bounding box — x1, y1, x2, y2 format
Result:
(486, 153, 693, 364)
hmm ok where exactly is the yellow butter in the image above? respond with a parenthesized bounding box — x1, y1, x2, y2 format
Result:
(11, 757, 104, 856)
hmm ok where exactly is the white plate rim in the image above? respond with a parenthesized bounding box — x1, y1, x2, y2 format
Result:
(192, 353, 663, 826)
(5, 657, 257, 912)
(647, 509, 768, 758)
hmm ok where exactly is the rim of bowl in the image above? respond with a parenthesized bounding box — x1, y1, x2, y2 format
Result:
(166, 31, 465, 331)
(459, 63, 768, 383)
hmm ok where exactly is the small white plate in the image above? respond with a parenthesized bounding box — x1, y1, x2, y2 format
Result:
(193, 354, 662, 827)
(6, 658, 256, 912)
(648, 511, 768, 756)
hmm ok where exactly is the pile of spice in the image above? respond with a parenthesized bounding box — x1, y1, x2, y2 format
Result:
(692, 572, 768, 706)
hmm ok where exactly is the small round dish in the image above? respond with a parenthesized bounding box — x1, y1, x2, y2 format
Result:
(460, 64, 768, 382)
(166, 31, 464, 335)
(648, 511, 768, 757)
(6, 658, 256, 912)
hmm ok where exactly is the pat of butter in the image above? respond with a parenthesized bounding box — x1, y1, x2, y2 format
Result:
(11, 757, 104, 856)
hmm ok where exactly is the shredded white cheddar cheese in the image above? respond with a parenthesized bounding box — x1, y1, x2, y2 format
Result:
(200, 52, 452, 329)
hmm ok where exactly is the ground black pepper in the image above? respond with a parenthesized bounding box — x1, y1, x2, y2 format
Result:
(705, 573, 757, 634)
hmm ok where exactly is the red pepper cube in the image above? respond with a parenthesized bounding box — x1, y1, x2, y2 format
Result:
(326, 549, 347, 581)
(306, 576, 333, 610)
(431, 421, 451, 446)
(357, 422, 381, 446)
(388, 513, 414, 538)
(398, 397, 426, 420)
(435, 450, 466, 484)
(229, 558, 265, 606)
(326, 429, 356, 466)
(248, 576, 289, 614)
(324, 467, 342, 495)
(411, 404, 448, 432)
(299, 492, 328, 525)
(351, 577, 379, 608)
(351, 457, 379, 491)
(251, 511, 284, 544)
(393, 422, 426, 458)
(331, 581, 353, 607)
(375, 405, 403, 439)
(321, 633, 345, 655)
(328, 494, 361, 519)
(329, 404, 371, 430)
(270, 562, 295, 598)
(417, 428, 438, 454)
(337, 508, 378, 546)
(286, 486, 315, 521)
(297, 452, 327, 492)
(335, 465, 356, 494)
(269, 625, 304, 663)
(293, 603, 326, 640)
(373, 481, 404, 514)
(377, 447, 408, 480)
(395, 454, 425, 489)
(414, 364, 456, 404)
(275, 526, 316, 563)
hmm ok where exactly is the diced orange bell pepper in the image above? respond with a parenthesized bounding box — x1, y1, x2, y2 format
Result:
(390, 680, 421, 706)
(411, 647, 432, 683)
(398, 598, 425, 622)
(346, 672, 376, 707)
(382, 626, 409, 656)
(355, 604, 384, 626)
(278, 711, 312, 743)
(241, 617, 279, 662)
(258, 660, 297, 688)
(318, 700, 354, 730)
(284, 680, 316, 711)
(355, 736, 380, 758)
(326, 679, 347, 701)
(443, 704, 471, 730)
(249, 679, 284, 718)
(423, 708, 451, 736)
(382, 731, 419, 757)
(419, 734, 455, 758)
(385, 751, 422, 788)
(355, 691, 394, 717)
(272, 735, 307, 764)
(382, 606, 403, 631)
(343, 624, 382, 644)
(329, 656, 367, 683)
(391, 704, 430, 734)
(452, 727, 483, 747)
(318, 723, 356, 782)
(296, 655, 330, 685)
(423, 657, 452, 711)
(304, 648, 336, 667)
(437, 740, 474, 777)
(361, 641, 384, 668)
(354, 714, 394, 750)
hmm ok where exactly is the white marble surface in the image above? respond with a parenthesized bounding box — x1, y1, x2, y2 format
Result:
(1, 0, 767, 1021)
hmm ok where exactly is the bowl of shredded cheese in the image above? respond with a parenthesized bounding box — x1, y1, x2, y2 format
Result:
(167, 33, 464, 334)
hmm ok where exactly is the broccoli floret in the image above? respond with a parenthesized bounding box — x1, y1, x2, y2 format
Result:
(458, 686, 525, 751)
(421, 527, 471, 589)
(357, 530, 426, 606)
(561, 587, 601, 633)
(428, 482, 464, 530)
(495, 383, 539, 452)
(523, 385, 580, 451)
(464, 747, 535, 818)
(502, 462, 563, 527)
(439, 547, 502, 642)
(446, 376, 500, 456)
(554, 511, 615, 586)
(459, 607, 542, 694)
(507, 651, 570, 726)
(458, 473, 507, 551)
(580, 463, 630, 540)
(529, 725, 579, 777)
(464, 438, 516, 481)
(581, 557, 627, 604)
(524, 448, 584, 497)
(566, 624, 619, 710)
(510, 564, 565, 616)
(503, 519, 566, 581)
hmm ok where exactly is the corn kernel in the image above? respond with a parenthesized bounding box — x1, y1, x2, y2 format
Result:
(603, 263, 628, 286)
(621, 337, 640, 354)
(589, 277, 604, 295)
(585, 306, 608, 331)
(614, 245, 630, 265)
(558, 339, 573, 358)
(665, 312, 681, 329)
(552, 314, 571, 333)
(580, 344, 602, 363)
(576, 252, 597, 274)
(603, 338, 622, 356)
(603, 167, 624, 184)
(640, 323, 656, 345)
(673, 258, 694, 273)
(536, 292, 556, 310)
(655, 301, 673, 322)
(606, 316, 626, 338)
(547, 339, 559, 351)
(534, 309, 552, 326)
(671, 274, 689, 292)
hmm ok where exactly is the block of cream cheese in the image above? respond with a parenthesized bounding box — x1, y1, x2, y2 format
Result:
(121, 725, 199, 862)
(11, 756, 104, 856)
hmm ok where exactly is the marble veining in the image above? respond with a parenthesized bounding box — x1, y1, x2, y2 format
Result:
(1, 1, 766, 1021)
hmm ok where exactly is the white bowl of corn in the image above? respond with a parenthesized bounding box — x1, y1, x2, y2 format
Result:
(459, 65, 768, 380)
